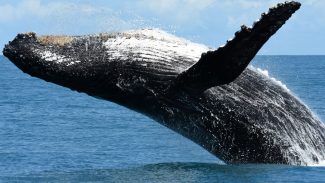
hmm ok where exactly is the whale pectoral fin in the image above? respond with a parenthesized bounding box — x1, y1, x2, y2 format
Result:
(168, 1, 301, 94)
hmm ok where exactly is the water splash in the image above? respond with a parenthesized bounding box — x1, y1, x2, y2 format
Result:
(250, 66, 290, 92)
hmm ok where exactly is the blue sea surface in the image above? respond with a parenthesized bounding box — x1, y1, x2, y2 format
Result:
(0, 55, 325, 182)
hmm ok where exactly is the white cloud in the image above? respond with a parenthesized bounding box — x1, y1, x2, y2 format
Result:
(0, 0, 146, 34)
(2, 0, 317, 31)
(0, 0, 94, 22)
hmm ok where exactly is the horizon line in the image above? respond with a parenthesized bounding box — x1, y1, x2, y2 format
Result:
(1, 54, 325, 56)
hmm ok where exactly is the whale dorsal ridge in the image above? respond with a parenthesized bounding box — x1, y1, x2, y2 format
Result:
(168, 1, 301, 94)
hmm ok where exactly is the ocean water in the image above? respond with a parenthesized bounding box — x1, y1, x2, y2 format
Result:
(0, 55, 324, 182)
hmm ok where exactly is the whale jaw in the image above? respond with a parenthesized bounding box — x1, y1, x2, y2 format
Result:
(3, 33, 126, 106)
(2, 31, 178, 113)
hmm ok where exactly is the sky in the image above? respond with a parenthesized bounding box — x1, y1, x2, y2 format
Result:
(0, 0, 324, 55)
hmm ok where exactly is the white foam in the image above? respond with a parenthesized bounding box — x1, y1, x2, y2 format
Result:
(308, 160, 325, 167)
(253, 67, 290, 92)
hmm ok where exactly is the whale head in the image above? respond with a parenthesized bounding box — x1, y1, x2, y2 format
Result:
(3, 31, 193, 111)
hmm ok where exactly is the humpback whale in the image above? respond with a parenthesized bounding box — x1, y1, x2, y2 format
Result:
(3, 1, 325, 165)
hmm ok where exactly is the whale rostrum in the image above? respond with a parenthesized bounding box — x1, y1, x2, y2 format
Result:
(3, 1, 325, 165)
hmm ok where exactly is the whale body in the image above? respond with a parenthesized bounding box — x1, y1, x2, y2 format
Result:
(3, 1, 325, 165)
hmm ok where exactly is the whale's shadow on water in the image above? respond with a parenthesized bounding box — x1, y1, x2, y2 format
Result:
(4, 163, 325, 183)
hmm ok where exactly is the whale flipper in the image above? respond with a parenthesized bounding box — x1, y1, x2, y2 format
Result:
(169, 2, 301, 94)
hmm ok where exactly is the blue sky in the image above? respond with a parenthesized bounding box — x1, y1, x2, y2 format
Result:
(0, 0, 324, 55)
